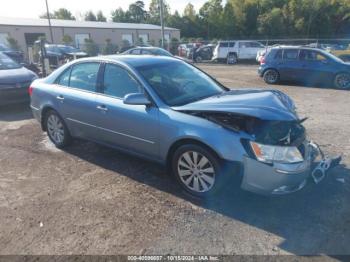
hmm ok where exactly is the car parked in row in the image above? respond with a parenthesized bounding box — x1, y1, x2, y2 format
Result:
(44, 44, 88, 67)
(190, 44, 215, 63)
(0, 43, 24, 63)
(122, 47, 173, 57)
(0, 53, 38, 106)
(30, 55, 339, 197)
(212, 40, 265, 64)
(258, 46, 350, 89)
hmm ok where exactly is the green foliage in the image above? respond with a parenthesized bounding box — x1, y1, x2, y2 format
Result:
(6, 36, 20, 50)
(169, 37, 180, 54)
(85, 11, 97, 21)
(102, 39, 119, 54)
(41, 0, 350, 40)
(96, 11, 107, 22)
(83, 38, 99, 56)
(62, 34, 73, 45)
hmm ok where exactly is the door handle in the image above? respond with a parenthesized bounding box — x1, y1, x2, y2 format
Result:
(97, 105, 108, 112)
(56, 95, 64, 101)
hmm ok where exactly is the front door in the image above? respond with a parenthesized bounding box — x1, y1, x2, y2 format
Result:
(95, 63, 159, 159)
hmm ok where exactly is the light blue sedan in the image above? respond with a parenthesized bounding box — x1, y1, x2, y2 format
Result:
(29, 55, 338, 197)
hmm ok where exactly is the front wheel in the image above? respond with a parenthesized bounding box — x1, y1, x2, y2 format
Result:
(172, 144, 225, 197)
(263, 69, 280, 84)
(334, 73, 350, 90)
(45, 110, 72, 148)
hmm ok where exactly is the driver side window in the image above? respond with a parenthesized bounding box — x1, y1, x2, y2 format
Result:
(103, 64, 141, 98)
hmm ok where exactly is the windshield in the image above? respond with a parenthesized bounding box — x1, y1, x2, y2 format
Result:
(45, 45, 62, 53)
(0, 53, 21, 70)
(137, 60, 226, 106)
(0, 44, 11, 51)
(153, 48, 172, 56)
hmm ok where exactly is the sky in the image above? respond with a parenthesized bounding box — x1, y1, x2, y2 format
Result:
(0, 0, 208, 20)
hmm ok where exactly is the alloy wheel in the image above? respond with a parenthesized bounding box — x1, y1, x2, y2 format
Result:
(264, 70, 278, 84)
(335, 73, 350, 89)
(47, 114, 65, 145)
(177, 151, 216, 193)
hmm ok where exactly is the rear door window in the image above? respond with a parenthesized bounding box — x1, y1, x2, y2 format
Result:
(283, 49, 299, 60)
(229, 42, 235, 47)
(69, 62, 100, 92)
(274, 50, 283, 60)
(130, 49, 141, 55)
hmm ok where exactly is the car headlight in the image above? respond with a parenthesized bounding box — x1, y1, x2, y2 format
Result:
(250, 141, 303, 164)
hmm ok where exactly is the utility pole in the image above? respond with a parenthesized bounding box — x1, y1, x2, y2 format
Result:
(159, 0, 165, 48)
(45, 0, 54, 43)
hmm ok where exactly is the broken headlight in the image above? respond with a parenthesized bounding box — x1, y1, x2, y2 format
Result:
(250, 141, 303, 164)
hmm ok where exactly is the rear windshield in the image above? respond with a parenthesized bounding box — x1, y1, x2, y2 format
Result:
(0, 53, 21, 70)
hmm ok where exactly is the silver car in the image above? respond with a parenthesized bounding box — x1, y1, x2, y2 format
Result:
(30, 55, 339, 197)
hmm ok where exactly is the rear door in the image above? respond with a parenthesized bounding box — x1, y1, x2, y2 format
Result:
(55, 62, 101, 139)
(218, 42, 229, 58)
(94, 63, 159, 158)
(278, 49, 302, 81)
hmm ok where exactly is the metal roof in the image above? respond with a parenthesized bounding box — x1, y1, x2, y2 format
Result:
(0, 17, 179, 31)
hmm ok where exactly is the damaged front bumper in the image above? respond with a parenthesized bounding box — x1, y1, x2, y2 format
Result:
(240, 141, 340, 195)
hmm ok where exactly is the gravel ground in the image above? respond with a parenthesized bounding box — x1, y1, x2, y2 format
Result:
(0, 64, 349, 255)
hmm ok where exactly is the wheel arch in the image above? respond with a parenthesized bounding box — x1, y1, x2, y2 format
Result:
(166, 138, 223, 170)
(40, 106, 60, 131)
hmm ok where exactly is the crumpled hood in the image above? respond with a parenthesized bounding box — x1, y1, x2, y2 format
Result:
(172, 89, 298, 121)
(0, 67, 37, 84)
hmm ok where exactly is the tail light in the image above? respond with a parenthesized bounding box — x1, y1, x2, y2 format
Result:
(260, 56, 266, 65)
(28, 86, 34, 96)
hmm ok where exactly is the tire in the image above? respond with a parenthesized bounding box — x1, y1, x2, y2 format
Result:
(195, 56, 203, 63)
(334, 73, 350, 90)
(226, 53, 237, 64)
(44, 110, 72, 148)
(263, 69, 280, 84)
(171, 144, 226, 198)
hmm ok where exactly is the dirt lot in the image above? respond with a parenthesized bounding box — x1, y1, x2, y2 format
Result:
(0, 64, 349, 255)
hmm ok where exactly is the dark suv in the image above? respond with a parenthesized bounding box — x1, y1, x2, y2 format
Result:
(258, 46, 350, 89)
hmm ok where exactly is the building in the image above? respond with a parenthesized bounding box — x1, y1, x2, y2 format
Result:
(0, 17, 180, 58)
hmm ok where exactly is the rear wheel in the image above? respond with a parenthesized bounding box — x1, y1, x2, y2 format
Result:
(172, 144, 226, 197)
(45, 110, 71, 148)
(263, 69, 280, 84)
(334, 73, 350, 90)
(227, 53, 237, 64)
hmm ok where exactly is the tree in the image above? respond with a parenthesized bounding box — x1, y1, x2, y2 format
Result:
(40, 8, 75, 20)
(147, 0, 170, 25)
(83, 38, 99, 56)
(6, 36, 20, 50)
(111, 8, 132, 22)
(96, 11, 107, 22)
(102, 39, 119, 54)
(129, 1, 147, 23)
(85, 11, 97, 21)
(184, 3, 196, 21)
(62, 34, 73, 45)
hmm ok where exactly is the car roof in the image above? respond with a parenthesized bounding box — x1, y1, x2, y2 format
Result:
(81, 55, 180, 68)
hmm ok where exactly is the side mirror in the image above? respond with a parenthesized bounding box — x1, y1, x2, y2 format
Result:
(123, 93, 151, 106)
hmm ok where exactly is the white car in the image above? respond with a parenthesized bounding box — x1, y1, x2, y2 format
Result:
(212, 40, 265, 64)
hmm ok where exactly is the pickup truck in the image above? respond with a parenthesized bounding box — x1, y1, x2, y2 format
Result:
(212, 40, 265, 64)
